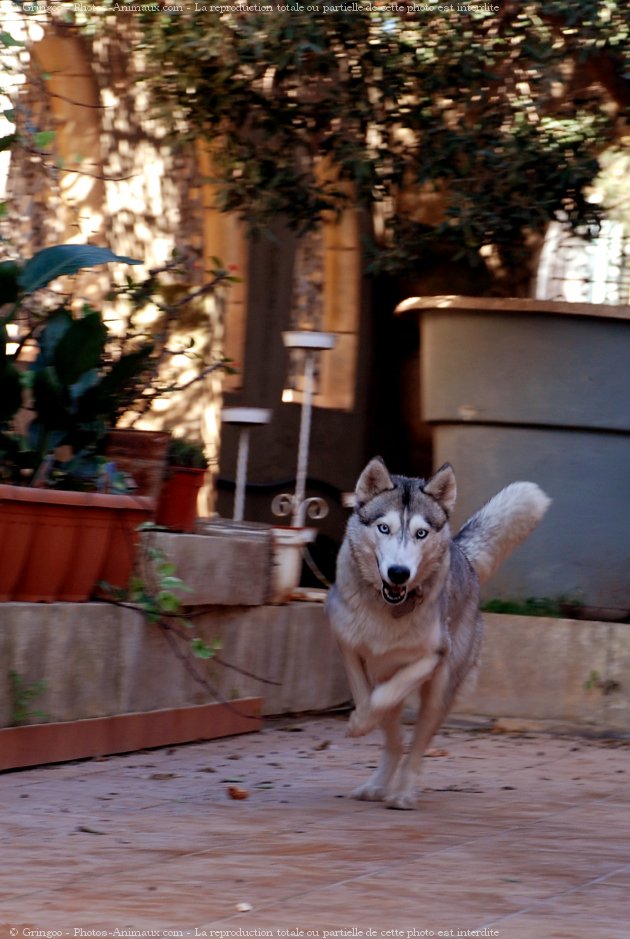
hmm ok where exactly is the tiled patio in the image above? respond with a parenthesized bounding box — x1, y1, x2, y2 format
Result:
(2, 714, 629, 939)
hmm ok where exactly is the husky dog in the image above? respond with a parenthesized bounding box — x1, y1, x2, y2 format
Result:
(327, 458, 550, 810)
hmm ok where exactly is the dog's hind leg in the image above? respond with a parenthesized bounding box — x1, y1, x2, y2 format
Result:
(385, 665, 454, 810)
(351, 703, 404, 803)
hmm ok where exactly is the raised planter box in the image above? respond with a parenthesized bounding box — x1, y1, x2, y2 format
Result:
(396, 295, 630, 614)
(0, 699, 262, 772)
(0, 485, 155, 602)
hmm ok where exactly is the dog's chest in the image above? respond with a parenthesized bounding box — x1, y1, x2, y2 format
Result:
(329, 584, 443, 658)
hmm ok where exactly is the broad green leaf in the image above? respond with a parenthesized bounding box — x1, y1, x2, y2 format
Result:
(33, 130, 55, 150)
(0, 260, 20, 304)
(0, 134, 17, 152)
(0, 359, 22, 422)
(79, 344, 153, 420)
(0, 32, 24, 48)
(31, 368, 69, 432)
(191, 638, 216, 660)
(36, 308, 73, 368)
(157, 593, 181, 613)
(53, 311, 108, 385)
(19, 245, 142, 293)
(161, 575, 192, 593)
(156, 561, 177, 577)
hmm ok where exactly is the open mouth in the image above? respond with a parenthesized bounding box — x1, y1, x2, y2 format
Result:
(382, 582, 408, 605)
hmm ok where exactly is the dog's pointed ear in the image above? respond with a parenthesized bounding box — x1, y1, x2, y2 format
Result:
(423, 463, 457, 517)
(355, 456, 394, 505)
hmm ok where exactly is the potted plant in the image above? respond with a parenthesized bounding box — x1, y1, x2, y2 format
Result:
(0, 245, 159, 601)
(0, 241, 239, 600)
(155, 435, 209, 533)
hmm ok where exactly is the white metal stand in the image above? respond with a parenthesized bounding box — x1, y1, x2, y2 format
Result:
(221, 408, 272, 522)
(272, 330, 336, 527)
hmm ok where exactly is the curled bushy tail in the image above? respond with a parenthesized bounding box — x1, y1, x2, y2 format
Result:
(455, 483, 551, 583)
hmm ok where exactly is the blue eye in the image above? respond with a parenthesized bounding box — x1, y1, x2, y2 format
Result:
(416, 529, 428, 540)
(377, 523, 390, 535)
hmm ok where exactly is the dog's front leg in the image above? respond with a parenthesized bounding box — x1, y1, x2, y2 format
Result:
(386, 661, 452, 811)
(351, 703, 404, 802)
(337, 642, 375, 737)
(356, 650, 442, 736)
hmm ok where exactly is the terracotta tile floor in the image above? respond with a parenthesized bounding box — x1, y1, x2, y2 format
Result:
(1, 715, 629, 939)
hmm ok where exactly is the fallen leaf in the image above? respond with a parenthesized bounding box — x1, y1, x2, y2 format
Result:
(228, 786, 250, 800)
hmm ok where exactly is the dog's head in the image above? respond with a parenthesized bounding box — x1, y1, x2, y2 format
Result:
(348, 457, 456, 606)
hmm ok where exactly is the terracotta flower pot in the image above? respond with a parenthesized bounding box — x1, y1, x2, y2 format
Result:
(104, 428, 170, 499)
(0, 485, 154, 602)
(155, 467, 206, 533)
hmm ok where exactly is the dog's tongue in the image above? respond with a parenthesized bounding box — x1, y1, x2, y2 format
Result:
(382, 582, 407, 605)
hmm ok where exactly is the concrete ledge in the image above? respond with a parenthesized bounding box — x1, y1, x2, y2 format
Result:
(0, 601, 348, 727)
(454, 613, 630, 732)
(0, 605, 628, 734)
(141, 525, 275, 606)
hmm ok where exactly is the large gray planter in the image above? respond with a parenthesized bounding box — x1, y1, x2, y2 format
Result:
(397, 296, 630, 614)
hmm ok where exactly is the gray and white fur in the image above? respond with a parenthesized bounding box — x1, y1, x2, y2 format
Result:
(327, 458, 550, 810)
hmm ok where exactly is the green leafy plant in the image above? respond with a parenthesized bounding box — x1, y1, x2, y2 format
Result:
(99, 527, 280, 716)
(103, 533, 221, 663)
(0, 245, 234, 489)
(0, 245, 153, 488)
(481, 597, 584, 619)
(9, 670, 48, 727)
(166, 436, 209, 471)
(584, 670, 621, 696)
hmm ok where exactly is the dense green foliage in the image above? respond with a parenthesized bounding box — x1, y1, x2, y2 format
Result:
(129, 1, 630, 272)
(0, 245, 153, 488)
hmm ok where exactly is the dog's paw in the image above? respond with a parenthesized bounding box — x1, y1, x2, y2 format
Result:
(346, 707, 378, 737)
(385, 791, 417, 811)
(370, 683, 398, 713)
(351, 782, 386, 802)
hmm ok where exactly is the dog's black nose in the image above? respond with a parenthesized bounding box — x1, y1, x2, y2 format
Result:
(387, 565, 410, 585)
